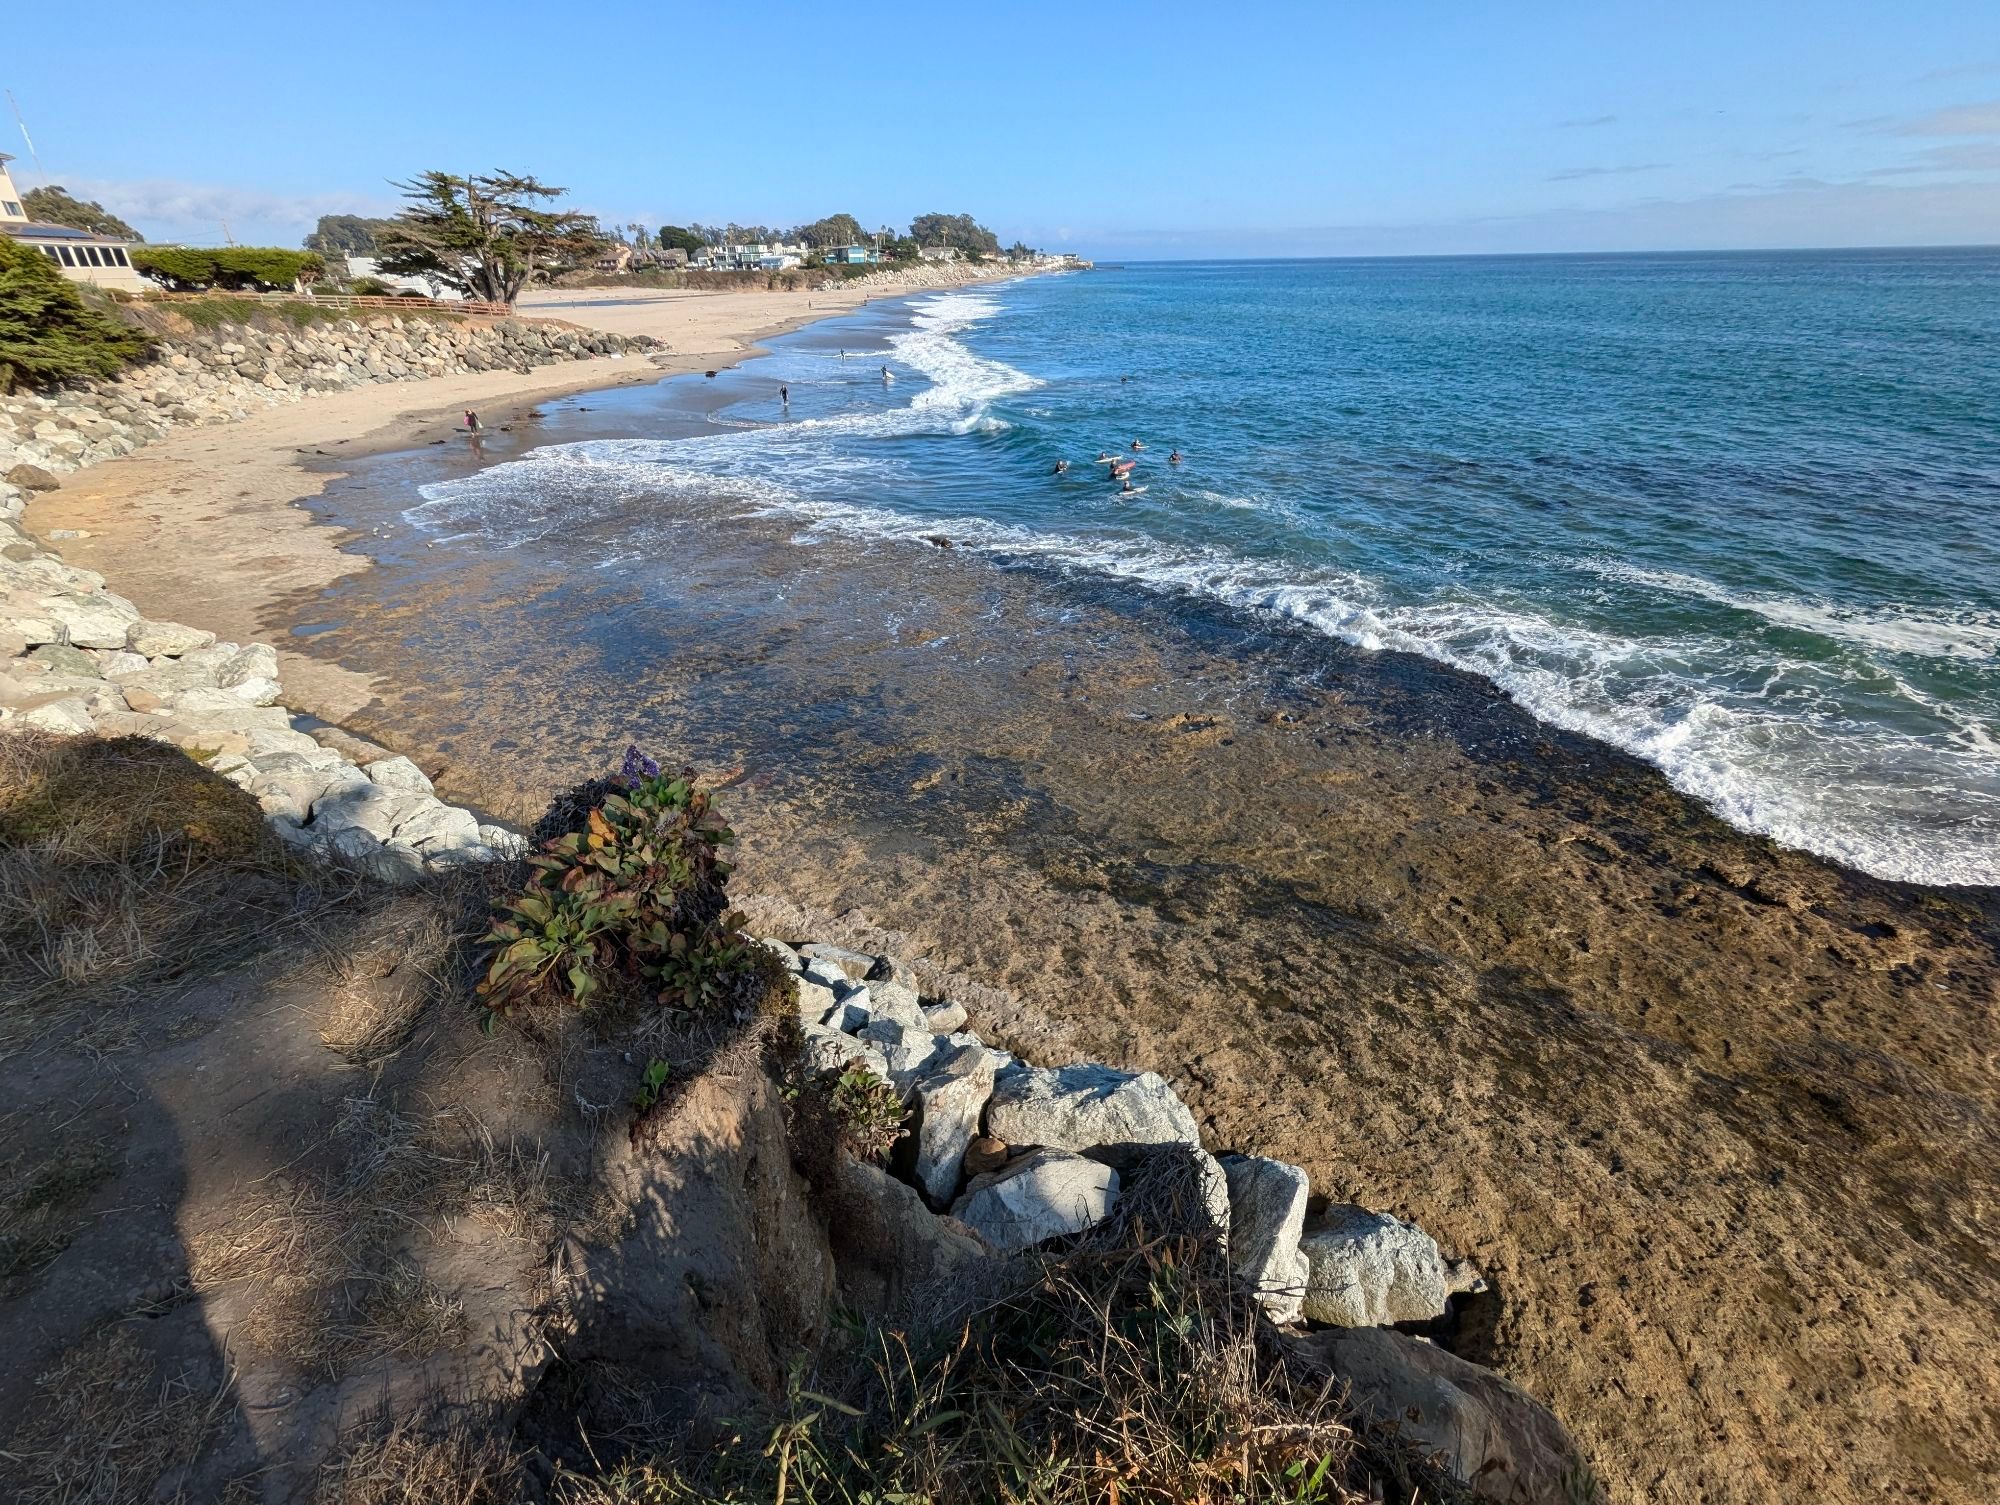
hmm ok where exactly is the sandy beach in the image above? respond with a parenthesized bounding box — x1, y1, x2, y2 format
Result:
(23, 277, 980, 724)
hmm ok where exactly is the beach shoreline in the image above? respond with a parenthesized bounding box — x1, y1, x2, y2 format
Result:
(22, 272, 1023, 724)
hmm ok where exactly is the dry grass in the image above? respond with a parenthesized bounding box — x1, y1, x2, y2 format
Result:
(0, 1126, 122, 1292)
(184, 1095, 561, 1379)
(312, 1404, 528, 1505)
(0, 732, 371, 1042)
(4, 1326, 232, 1505)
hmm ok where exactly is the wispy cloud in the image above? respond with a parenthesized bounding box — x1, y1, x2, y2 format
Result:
(1866, 141, 2000, 175)
(1555, 114, 1617, 129)
(1887, 98, 2000, 136)
(51, 176, 397, 244)
(1546, 162, 1669, 182)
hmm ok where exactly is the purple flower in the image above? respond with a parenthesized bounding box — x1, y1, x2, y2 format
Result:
(620, 744, 661, 786)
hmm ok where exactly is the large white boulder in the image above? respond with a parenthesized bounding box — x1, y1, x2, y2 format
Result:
(364, 754, 434, 794)
(1299, 1205, 1450, 1328)
(985, 1062, 1200, 1161)
(799, 941, 877, 981)
(950, 1148, 1118, 1253)
(1220, 1154, 1311, 1324)
(40, 591, 135, 649)
(910, 1042, 1002, 1208)
(126, 619, 215, 657)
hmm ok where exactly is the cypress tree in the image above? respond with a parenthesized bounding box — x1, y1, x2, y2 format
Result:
(0, 234, 153, 392)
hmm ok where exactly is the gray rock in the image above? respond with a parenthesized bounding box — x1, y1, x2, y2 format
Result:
(865, 973, 929, 1033)
(800, 1021, 892, 1081)
(90, 648, 148, 677)
(394, 801, 482, 852)
(364, 754, 434, 794)
(985, 1062, 1200, 1163)
(309, 782, 432, 842)
(1299, 1205, 1449, 1328)
(224, 674, 283, 706)
(911, 1043, 1002, 1207)
(950, 1148, 1119, 1254)
(799, 941, 878, 981)
(1287, 1327, 1604, 1505)
(41, 591, 135, 649)
(1220, 1155, 1311, 1324)
(19, 697, 92, 735)
(819, 990, 871, 1033)
(28, 642, 95, 676)
(476, 823, 527, 858)
(794, 976, 840, 1023)
(858, 1016, 928, 1077)
(801, 956, 852, 992)
(758, 937, 803, 972)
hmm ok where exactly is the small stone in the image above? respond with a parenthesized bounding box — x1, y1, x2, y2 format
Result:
(921, 998, 969, 1034)
(799, 941, 878, 981)
(950, 1148, 1119, 1254)
(963, 1136, 1011, 1176)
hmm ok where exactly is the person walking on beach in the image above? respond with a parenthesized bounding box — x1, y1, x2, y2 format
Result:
(463, 410, 480, 433)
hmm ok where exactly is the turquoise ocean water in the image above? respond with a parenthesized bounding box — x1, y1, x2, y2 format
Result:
(412, 252, 2000, 886)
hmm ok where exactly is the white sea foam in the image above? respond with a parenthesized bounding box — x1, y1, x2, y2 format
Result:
(1581, 559, 2000, 662)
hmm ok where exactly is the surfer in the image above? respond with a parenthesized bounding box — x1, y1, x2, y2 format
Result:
(882, 365, 894, 384)
(780, 385, 789, 408)
(1168, 449, 1183, 466)
(1121, 475, 1142, 495)
(1095, 451, 1114, 465)
(1112, 459, 1137, 479)
(1130, 440, 1145, 451)
(1052, 460, 1070, 475)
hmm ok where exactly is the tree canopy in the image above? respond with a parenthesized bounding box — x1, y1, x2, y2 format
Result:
(655, 225, 707, 255)
(19, 186, 144, 242)
(303, 214, 398, 256)
(375, 171, 607, 304)
(0, 233, 152, 392)
(129, 246, 326, 293)
(796, 213, 866, 249)
(909, 212, 1001, 258)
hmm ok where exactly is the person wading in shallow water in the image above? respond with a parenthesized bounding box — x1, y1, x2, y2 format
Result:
(463, 410, 480, 433)
(780, 385, 789, 409)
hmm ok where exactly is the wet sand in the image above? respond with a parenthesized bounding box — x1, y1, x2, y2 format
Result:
(30, 325, 2000, 1505)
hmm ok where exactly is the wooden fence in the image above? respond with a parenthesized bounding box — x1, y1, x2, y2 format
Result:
(144, 291, 514, 317)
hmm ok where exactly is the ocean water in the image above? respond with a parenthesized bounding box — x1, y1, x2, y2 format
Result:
(410, 252, 2000, 887)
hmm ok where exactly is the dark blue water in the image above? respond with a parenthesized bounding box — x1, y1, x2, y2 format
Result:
(411, 252, 2000, 885)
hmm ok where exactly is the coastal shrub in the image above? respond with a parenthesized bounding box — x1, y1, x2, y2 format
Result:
(476, 748, 762, 1024)
(130, 245, 326, 292)
(346, 275, 394, 296)
(824, 1062, 909, 1163)
(0, 233, 153, 391)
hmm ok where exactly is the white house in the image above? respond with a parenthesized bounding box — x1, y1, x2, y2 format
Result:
(918, 245, 958, 262)
(0, 154, 145, 292)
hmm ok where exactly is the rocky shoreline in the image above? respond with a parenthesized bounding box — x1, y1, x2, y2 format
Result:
(756, 931, 1581, 1499)
(0, 308, 661, 874)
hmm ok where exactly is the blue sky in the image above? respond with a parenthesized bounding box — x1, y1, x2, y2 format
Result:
(7, 1, 1998, 256)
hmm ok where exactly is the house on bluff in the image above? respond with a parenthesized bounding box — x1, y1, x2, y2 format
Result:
(0, 154, 145, 292)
